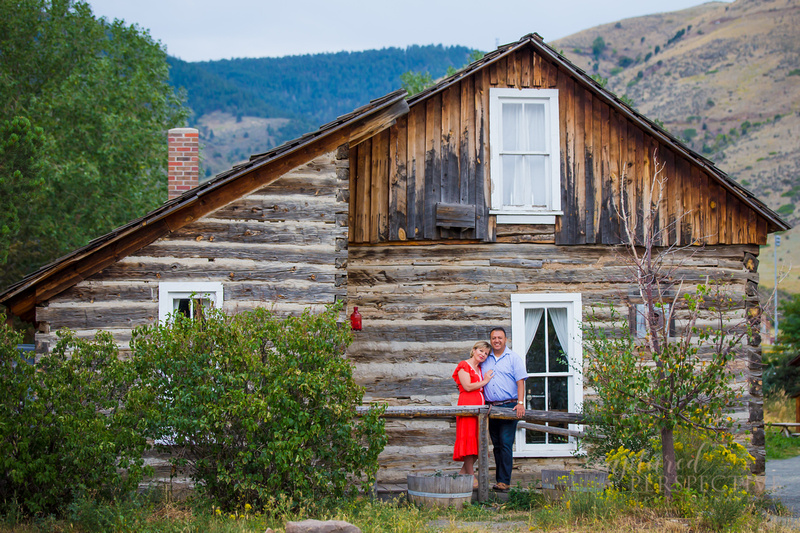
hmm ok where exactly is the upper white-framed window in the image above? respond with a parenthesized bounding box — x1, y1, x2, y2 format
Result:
(158, 282, 224, 323)
(511, 293, 582, 457)
(489, 88, 562, 224)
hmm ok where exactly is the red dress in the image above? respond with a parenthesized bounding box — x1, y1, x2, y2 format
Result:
(452, 360, 484, 461)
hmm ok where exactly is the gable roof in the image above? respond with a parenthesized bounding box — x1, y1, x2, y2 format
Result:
(1, 90, 408, 321)
(407, 33, 788, 235)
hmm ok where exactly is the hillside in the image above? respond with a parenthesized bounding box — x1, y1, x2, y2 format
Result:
(168, 45, 473, 177)
(552, 0, 800, 293)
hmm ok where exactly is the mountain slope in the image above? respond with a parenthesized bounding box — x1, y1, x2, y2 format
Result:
(552, 0, 800, 291)
(168, 45, 473, 177)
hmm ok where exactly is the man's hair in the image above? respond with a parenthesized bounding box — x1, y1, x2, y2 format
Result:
(490, 326, 507, 337)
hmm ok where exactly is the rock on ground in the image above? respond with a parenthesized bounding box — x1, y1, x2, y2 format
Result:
(284, 519, 362, 533)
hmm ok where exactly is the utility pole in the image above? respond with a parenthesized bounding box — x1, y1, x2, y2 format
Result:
(775, 234, 781, 343)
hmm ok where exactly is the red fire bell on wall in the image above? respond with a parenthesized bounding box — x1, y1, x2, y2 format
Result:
(350, 306, 362, 331)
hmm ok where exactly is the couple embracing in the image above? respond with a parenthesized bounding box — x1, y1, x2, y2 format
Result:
(451, 327, 527, 491)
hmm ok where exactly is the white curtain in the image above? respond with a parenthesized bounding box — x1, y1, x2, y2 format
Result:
(549, 307, 570, 358)
(501, 102, 547, 206)
(524, 308, 545, 356)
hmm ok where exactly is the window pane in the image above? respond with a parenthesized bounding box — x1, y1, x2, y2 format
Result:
(174, 296, 212, 320)
(502, 155, 522, 205)
(502, 155, 547, 207)
(175, 298, 191, 317)
(193, 298, 211, 320)
(549, 422, 569, 444)
(524, 102, 546, 152)
(525, 156, 547, 206)
(527, 429, 546, 444)
(527, 377, 546, 410)
(548, 376, 569, 411)
(525, 314, 547, 374)
(547, 309, 568, 372)
(502, 103, 522, 151)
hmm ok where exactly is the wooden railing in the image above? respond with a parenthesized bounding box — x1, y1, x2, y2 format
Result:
(766, 422, 800, 436)
(356, 405, 585, 502)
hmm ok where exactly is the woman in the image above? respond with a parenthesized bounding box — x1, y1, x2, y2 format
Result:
(452, 340, 494, 485)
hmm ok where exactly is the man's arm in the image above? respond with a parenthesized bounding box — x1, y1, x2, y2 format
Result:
(514, 379, 525, 418)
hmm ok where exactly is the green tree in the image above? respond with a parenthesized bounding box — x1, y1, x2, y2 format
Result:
(0, 317, 148, 516)
(0, 0, 187, 289)
(401, 49, 484, 97)
(592, 36, 607, 60)
(0, 117, 48, 266)
(583, 158, 752, 499)
(400, 70, 435, 97)
(778, 293, 800, 348)
(129, 303, 386, 510)
(764, 294, 800, 396)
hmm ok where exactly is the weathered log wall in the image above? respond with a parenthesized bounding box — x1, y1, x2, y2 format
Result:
(349, 45, 770, 246)
(348, 242, 764, 482)
(34, 151, 349, 354)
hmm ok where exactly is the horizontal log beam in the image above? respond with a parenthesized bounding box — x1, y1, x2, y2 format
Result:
(488, 406, 584, 424)
(518, 421, 584, 438)
(356, 405, 489, 418)
(355, 405, 585, 424)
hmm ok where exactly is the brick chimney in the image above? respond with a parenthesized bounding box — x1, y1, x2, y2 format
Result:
(168, 127, 199, 200)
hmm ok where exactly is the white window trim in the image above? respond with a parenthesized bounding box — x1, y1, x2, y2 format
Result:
(158, 282, 224, 323)
(489, 88, 562, 224)
(510, 293, 582, 457)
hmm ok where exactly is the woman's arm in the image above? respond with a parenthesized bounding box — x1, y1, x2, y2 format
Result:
(458, 368, 492, 392)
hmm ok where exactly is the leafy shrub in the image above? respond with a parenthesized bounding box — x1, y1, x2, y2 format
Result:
(605, 427, 754, 496)
(506, 487, 544, 510)
(667, 29, 686, 46)
(129, 303, 386, 511)
(601, 426, 760, 529)
(618, 56, 634, 68)
(0, 318, 147, 516)
(592, 37, 606, 60)
(764, 348, 800, 398)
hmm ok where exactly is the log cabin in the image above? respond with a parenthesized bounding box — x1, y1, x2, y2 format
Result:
(0, 34, 789, 484)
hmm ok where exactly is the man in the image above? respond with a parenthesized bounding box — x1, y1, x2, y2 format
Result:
(481, 326, 527, 491)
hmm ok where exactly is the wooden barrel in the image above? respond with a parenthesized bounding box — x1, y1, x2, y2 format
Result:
(407, 473, 474, 509)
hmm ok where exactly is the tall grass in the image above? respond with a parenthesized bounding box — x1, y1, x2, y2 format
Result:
(764, 390, 796, 423)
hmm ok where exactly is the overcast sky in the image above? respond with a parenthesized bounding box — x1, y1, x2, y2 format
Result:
(87, 0, 730, 62)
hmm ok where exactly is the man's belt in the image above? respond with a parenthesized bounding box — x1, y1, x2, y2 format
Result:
(487, 400, 517, 406)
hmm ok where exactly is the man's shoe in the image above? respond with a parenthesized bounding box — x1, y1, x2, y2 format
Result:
(492, 482, 510, 491)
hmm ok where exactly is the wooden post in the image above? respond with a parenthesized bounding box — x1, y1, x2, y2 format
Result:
(478, 406, 490, 502)
(796, 396, 800, 433)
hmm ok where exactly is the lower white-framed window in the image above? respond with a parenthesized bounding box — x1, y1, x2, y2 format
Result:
(511, 293, 582, 456)
(158, 282, 224, 323)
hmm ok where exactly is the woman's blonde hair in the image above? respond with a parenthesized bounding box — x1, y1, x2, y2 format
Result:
(472, 340, 491, 353)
